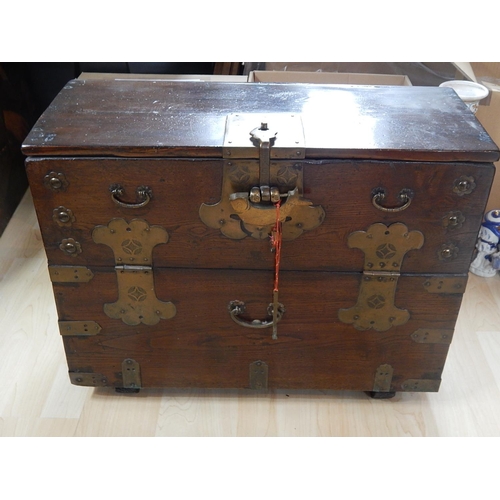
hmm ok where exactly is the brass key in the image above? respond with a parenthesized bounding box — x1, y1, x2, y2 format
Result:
(272, 289, 279, 340)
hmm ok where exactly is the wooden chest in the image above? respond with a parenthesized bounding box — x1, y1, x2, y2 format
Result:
(22, 79, 499, 397)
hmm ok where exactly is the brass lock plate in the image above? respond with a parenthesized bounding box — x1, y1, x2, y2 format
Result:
(223, 113, 305, 159)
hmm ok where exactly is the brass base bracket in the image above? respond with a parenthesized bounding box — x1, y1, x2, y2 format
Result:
(122, 358, 141, 390)
(249, 360, 268, 390)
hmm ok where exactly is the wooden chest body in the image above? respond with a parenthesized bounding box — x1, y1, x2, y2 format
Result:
(22, 80, 498, 396)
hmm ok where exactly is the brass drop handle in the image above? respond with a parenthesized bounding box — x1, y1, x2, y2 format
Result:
(228, 300, 285, 329)
(372, 188, 413, 213)
(110, 184, 152, 208)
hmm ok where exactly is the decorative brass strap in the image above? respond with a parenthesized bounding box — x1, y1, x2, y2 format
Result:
(338, 223, 424, 331)
(92, 218, 176, 325)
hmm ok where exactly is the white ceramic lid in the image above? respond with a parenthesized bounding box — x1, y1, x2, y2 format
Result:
(439, 80, 489, 102)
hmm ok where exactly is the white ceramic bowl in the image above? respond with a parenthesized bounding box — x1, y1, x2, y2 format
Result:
(439, 80, 489, 114)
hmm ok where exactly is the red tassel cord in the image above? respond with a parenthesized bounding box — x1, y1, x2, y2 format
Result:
(270, 199, 282, 339)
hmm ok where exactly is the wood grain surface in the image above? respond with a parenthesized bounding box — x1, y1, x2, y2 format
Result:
(21, 80, 500, 162)
(26, 157, 494, 274)
(2, 192, 500, 436)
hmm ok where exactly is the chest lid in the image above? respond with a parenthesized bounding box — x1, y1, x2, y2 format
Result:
(22, 79, 499, 162)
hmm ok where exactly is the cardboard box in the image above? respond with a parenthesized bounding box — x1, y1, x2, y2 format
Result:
(469, 64, 500, 212)
(474, 82, 500, 212)
(248, 70, 412, 86)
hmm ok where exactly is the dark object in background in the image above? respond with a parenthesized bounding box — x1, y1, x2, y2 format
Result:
(0, 62, 218, 235)
(0, 64, 33, 236)
(15, 62, 217, 119)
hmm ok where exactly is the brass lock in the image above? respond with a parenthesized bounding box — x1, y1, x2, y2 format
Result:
(199, 113, 325, 240)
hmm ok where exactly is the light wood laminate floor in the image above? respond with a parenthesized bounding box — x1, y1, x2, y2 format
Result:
(2, 191, 500, 437)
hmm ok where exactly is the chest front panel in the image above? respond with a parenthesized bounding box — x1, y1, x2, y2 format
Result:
(26, 157, 493, 274)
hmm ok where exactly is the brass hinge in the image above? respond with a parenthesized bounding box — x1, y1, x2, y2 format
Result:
(49, 266, 94, 283)
(339, 223, 424, 332)
(92, 218, 177, 325)
(115, 264, 152, 272)
(69, 372, 108, 386)
(59, 321, 102, 336)
(402, 379, 441, 392)
(423, 276, 468, 294)
(410, 328, 453, 344)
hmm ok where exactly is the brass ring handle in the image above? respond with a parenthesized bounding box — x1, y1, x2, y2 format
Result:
(228, 300, 285, 329)
(110, 184, 152, 209)
(372, 188, 413, 213)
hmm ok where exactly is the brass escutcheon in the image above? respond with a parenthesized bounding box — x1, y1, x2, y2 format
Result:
(53, 206, 75, 227)
(442, 211, 465, 230)
(453, 175, 476, 196)
(59, 238, 82, 257)
(44, 171, 68, 191)
(438, 242, 459, 261)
